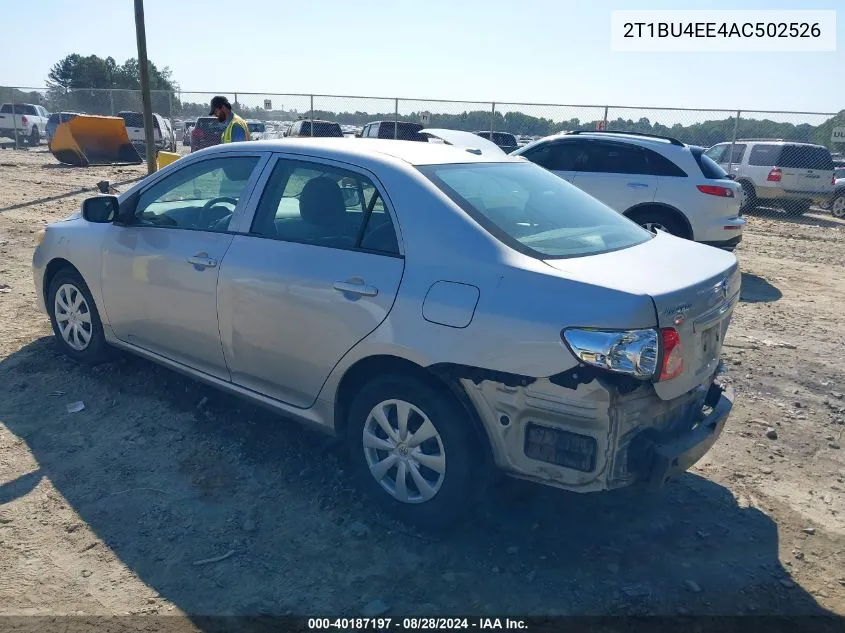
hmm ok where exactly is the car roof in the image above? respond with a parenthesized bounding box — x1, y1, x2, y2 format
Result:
(198, 137, 524, 166)
(515, 130, 687, 155)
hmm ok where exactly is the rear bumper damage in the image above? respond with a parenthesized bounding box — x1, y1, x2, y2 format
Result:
(459, 370, 732, 493)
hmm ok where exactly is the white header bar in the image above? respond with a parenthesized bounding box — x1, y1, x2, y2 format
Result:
(611, 10, 836, 52)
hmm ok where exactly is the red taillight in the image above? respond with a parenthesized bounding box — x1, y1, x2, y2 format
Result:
(658, 328, 684, 382)
(767, 168, 782, 182)
(21, 115, 27, 126)
(697, 184, 734, 197)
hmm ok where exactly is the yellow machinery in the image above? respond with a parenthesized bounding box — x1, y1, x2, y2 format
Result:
(156, 151, 180, 170)
(49, 115, 142, 167)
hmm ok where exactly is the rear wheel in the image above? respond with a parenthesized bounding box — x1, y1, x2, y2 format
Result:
(831, 193, 845, 218)
(346, 374, 482, 530)
(627, 208, 690, 239)
(28, 127, 40, 146)
(739, 181, 757, 213)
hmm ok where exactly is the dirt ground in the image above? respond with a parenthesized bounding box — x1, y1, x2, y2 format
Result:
(0, 146, 844, 621)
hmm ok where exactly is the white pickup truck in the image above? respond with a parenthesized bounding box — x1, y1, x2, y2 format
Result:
(118, 111, 177, 153)
(0, 103, 51, 146)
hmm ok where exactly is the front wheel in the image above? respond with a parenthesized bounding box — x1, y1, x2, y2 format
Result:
(346, 375, 482, 530)
(47, 269, 112, 364)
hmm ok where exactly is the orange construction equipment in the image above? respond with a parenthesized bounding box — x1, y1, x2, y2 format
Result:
(49, 115, 142, 167)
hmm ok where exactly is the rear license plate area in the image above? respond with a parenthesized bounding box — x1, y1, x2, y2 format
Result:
(700, 324, 720, 369)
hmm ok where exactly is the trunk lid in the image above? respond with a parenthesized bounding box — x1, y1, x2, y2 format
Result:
(543, 232, 740, 400)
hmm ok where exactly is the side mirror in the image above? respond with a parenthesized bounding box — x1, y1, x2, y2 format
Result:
(82, 195, 119, 223)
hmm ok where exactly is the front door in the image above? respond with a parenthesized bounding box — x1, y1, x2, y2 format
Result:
(101, 153, 265, 379)
(217, 156, 405, 408)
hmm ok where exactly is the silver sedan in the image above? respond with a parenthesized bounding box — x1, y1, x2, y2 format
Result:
(33, 138, 739, 528)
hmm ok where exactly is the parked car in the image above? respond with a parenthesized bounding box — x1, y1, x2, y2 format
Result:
(118, 111, 176, 153)
(182, 120, 196, 146)
(0, 103, 50, 146)
(45, 112, 80, 146)
(190, 116, 225, 152)
(513, 131, 745, 250)
(247, 119, 266, 141)
(285, 119, 344, 138)
(703, 139, 835, 215)
(360, 121, 427, 141)
(33, 138, 738, 528)
(474, 131, 519, 153)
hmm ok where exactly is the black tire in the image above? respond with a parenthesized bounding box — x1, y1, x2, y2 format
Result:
(28, 127, 40, 147)
(627, 208, 689, 239)
(346, 374, 483, 530)
(830, 192, 845, 219)
(739, 181, 757, 213)
(47, 269, 113, 364)
(784, 199, 811, 216)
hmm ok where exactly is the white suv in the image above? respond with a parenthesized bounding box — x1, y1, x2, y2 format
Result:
(512, 131, 745, 250)
(704, 139, 835, 215)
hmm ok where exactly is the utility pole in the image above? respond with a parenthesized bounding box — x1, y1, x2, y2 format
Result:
(134, 0, 157, 174)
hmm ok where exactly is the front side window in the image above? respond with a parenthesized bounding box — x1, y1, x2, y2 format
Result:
(419, 162, 651, 259)
(704, 145, 727, 162)
(729, 143, 746, 163)
(134, 156, 260, 231)
(522, 141, 585, 171)
(250, 160, 400, 254)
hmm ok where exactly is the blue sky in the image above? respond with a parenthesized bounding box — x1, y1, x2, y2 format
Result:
(3, 0, 842, 113)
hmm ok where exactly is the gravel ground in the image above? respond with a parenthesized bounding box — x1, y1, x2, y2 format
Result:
(0, 146, 843, 621)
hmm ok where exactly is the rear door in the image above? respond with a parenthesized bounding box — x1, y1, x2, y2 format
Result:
(217, 155, 405, 408)
(778, 144, 835, 195)
(568, 140, 657, 211)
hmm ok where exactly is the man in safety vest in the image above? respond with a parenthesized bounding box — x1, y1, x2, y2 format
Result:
(209, 95, 251, 143)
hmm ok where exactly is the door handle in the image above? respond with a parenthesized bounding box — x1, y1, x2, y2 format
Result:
(187, 253, 218, 269)
(627, 182, 649, 189)
(333, 280, 378, 297)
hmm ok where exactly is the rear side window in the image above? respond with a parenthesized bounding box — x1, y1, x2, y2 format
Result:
(0, 104, 11, 113)
(691, 147, 729, 179)
(778, 145, 834, 170)
(378, 122, 425, 140)
(493, 133, 516, 146)
(643, 149, 687, 177)
(748, 144, 781, 166)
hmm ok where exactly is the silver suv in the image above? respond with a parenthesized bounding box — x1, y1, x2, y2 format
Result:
(704, 139, 835, 214)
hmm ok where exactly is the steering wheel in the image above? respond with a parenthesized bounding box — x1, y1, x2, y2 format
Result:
(201, 196, 238, 230)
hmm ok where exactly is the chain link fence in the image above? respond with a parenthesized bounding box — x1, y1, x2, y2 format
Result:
(1, 85, 841, 217)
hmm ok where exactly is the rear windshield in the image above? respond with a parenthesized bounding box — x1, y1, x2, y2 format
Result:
(248, 122, 266, 133)
(301, 121, 343, 137)
(119, 112, 144, 128)
(378, 122, 426, 141)
(196, 117, 224, 132)
(1, 104, 34, 114)
(690, 147, 729, 179)
(779, 145, 834, 170)
(493, 132, 517, 145)
(418, 162, 652, 259)
(749, 143, 834, 170)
